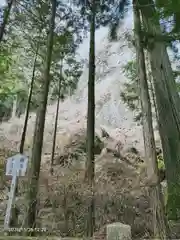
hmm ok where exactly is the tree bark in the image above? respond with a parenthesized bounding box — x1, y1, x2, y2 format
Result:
(26, 0, 56, 230)
(20, 42, 39, 154)
(146, 55, 159, 128)
(11, 95, 17, 118)
(0, 0, 13, 42)
(133, 1, 169, 238)
(139, 0, 180, 221)
(50, 59, 63, 175)
(85, 0, 96, 237)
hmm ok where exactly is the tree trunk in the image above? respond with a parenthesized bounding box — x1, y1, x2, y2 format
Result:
(11, 95, 17, 118)
(63, 186, 69, 236)
(50, 59, 63, 175)
(0, 0, 13, 42)
(20, 43, 39, 154)
(139, 0, 180, 221)
(144, 52, 160, 136)
(146, 55, 159, 127)
(85, 0, 96, 237)
(26, 0, 56, 230)
(133, 1, 169, 238)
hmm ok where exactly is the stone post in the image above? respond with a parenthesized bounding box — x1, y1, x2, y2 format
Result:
(107, 222, 131, 240)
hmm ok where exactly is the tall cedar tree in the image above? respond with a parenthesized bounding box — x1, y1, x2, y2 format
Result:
(133, 0, 169, 238)
(86, 0, 96, 236)
(9, 40, 39, 231)
(50, 59, 63, 175)
(74, 0, 130, 236)
(26, 0, 56, 229)
(139, 0, 180, 220)
(19, 42, 39, 154)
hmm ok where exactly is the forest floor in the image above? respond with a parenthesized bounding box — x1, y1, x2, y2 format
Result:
(0, 237, 81, 240)
(0, 126, 155, 239)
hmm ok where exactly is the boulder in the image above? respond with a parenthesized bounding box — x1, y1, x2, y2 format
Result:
(101, 127, 110, 138)
(107, 222, 131, 240)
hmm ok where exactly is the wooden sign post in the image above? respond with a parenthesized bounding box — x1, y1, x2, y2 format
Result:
(4, 169, 18, 230)
(4, 154, 28, 230)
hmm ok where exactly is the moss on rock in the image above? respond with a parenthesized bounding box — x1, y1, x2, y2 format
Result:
(157, 156, 165, 171)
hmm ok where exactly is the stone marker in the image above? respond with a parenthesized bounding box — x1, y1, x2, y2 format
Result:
(107, 222, 131, 240)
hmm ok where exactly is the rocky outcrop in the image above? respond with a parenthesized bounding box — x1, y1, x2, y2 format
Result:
(52, 127, 142, 169)
(53, 128, 104, 167)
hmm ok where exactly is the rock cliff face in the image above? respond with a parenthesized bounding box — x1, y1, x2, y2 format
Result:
(0, 21, 144, 158)
(0, 21, 154, 238)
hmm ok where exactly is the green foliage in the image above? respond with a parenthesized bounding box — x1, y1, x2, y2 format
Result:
(0, 43, 18, 119)
(108, 0, 130, 40)
(49, 31, 83, 101)
(122, 59, 180, 124)
(155, 0, 180, 33)
(157, 155, 165, 171)
(0, 0, 83, 121)
(120, 60, 142, 123)
(157, 154, 167, 206)
(74, 0, 130, 40)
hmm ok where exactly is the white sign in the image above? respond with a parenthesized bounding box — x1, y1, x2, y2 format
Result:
(6, 154, 28, 177)
(4, 154, 28, 230)
(4, 170, 18, 230)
